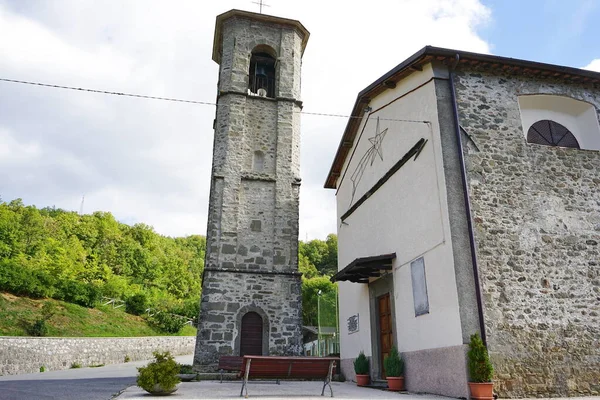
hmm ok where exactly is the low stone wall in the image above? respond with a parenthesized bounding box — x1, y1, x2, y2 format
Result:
(0, 336, 195, 376)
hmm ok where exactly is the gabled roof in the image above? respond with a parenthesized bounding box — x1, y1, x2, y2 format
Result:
(324, 46, 600, 189)
(212, 9, 310, 64)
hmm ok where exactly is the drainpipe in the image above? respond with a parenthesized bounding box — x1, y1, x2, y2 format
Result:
(448, 54, 488, 347)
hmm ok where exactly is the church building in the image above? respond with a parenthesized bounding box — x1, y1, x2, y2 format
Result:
(326, 46, 600, 398)
(194, 10, 309, 371)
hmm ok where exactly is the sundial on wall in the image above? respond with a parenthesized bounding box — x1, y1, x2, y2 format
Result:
(350, 117, 388, 201)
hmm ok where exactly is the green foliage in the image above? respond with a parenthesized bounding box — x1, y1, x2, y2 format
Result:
(137, 351, 180, 393)
(126, 293, 148, 316)
(70, 362, 82, 369)
(28, 319, 48, 337)
(301, 276, 337, 327)
(178, 364, 194, 374)
(124, 355, 131, 363)
(151, 311, 187, 334)
(354, 351, 369, 375)
(39, 366, 46, 372)
(299, 234, 338, 276)
(467, 334, 494, 383)
(383, 346, 404, 377)
(0, 199, 205, 315)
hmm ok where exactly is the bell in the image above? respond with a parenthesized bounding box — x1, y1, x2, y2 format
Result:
(255, 64, 268, 78)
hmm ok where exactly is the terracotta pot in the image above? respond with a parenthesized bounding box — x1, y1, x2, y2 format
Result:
(386, 376, 404, 391)
(355, 374, 370, 386)
(468, 382, 493, 400)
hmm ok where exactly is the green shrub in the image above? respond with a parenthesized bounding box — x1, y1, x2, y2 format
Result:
(39, 366, 46, 372)
(124, 355, 131, 363)
(70, 362, 82, 369)
(353, 351, 369, 375)
(178, 364, 194, 374)
(467, 333, 494, 383)
(383, 346, 404, 377)
(126, 293, 148, 316)
(151, 311, 186, 334)
(137, 351, 180, 393)
(28, 319, 48, 337)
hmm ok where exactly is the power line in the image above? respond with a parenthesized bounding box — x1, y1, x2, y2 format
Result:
(0, 77, 429, 124)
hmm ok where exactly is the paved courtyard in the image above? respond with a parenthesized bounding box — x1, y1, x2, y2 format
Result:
(115, 380, 452, 400)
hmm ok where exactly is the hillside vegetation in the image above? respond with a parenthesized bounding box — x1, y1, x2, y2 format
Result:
(0, 292, 195, 336)
(0, 198, 204, 334)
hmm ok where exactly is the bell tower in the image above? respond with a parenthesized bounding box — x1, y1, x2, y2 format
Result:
(194, 10, 309, 370)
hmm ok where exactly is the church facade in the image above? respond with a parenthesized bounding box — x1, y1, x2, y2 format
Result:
(326, 47, 600, 398)
(194, 10, 309, 371)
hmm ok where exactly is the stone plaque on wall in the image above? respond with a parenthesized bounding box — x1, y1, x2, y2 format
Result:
(347, 314, 359, 334)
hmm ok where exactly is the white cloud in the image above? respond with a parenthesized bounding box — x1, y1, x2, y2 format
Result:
(0, 0, 492, 239)
(583, 59, 600, 72)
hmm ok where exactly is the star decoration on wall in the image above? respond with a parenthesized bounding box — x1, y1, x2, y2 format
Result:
(350, 117, 388, 200)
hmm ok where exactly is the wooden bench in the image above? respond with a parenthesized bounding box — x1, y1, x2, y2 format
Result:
(218, 356, 244, 383)
(239, 355, 338, 398)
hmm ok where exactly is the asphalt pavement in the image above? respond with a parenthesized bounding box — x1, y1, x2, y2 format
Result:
(0, 354, 193, 400)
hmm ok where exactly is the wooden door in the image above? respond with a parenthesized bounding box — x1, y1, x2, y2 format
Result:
(240, 312, 263, 356)
(378, 293, 393, 378)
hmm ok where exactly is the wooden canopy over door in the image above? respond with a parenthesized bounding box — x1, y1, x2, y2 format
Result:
(378, 293, 393, 378)
(240, 312, 263, 356)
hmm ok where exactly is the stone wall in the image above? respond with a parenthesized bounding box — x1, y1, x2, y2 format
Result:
(0, 336, 195, 376)
(455, 69, 600, 397)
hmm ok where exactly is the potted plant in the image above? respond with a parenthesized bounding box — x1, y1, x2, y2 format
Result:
(137, 351, 181, 395)
(467, 334, 494, 400)
(353, 351, 370, 386)
(177, 363, 197, 382)
(383, 346, 404, 391)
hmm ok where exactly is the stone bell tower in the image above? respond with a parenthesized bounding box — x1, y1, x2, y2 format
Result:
(194, 10, 309, 371)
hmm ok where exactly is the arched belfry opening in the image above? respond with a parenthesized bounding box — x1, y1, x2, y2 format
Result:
(249, 46, 276, 98)
(240, 312, 263, 356)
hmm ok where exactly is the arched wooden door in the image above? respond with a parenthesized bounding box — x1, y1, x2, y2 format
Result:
(240, 312, 263, 356)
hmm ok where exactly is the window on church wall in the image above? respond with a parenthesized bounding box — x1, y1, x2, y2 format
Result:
(518, 94, 600, 150)
(527, 120, 580, 148)
(249, 46, 276, 98)
(410, 257, 429, 317)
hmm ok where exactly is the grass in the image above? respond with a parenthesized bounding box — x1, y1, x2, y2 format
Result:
(0, 292, 197, 337)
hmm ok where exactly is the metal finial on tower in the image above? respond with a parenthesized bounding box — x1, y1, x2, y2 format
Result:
(252, 0, 270, 13)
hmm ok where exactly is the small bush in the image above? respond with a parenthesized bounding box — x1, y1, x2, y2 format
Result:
(467, 333, 493, 383)
(70, 362, 82, 369)
(383, 346, 404, 377)
(28, 319, 48, 337)
(151, 311, 186, 334)
(126, 293, 148, 316)
(353, 351, 369, 375)
(137, 351, 180, 394)
(178, 364, 194, 374)
(124, 355, 131, 363)
(39, 366, 46, 372)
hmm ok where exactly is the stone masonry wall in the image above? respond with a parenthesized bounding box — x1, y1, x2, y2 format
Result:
(0, 336, 195, 376)
(195, 12, 306, 371)
(455, 68, 600, 397)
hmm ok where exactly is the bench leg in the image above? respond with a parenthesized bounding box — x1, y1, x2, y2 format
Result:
(321, 360, 335, 397)
(240, 358, 251, 398)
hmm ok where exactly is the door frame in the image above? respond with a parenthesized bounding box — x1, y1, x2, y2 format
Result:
(368, 273, 396, 380)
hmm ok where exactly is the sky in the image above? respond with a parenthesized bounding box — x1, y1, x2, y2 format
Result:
(1, 0, 599, 240)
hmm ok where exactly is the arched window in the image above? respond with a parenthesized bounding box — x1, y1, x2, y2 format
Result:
(253, 151, 265, 172)
(527, 120, 580, 149)
(249, 46, 276, 98)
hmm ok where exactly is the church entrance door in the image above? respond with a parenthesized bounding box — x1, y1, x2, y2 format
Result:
(378, 293, 393, 378)
(240, 312, 263, 356)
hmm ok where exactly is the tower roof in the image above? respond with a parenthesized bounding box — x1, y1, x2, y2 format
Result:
(212, 9, 310, 64)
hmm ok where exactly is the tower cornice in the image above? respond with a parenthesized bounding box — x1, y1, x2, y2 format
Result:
(212, 9, 310, 64)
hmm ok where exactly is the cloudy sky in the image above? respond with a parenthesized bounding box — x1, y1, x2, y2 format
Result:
(1, 0, 599, 240)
